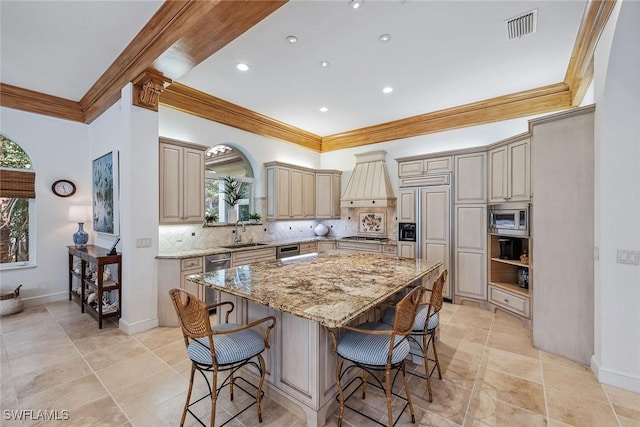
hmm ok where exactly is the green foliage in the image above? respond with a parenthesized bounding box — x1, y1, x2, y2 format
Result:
(0, 135, 31, 169)
(248, 212, 262, 221)
(222, 176, 245, 207)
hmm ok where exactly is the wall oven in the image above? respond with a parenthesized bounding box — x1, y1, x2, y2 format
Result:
(489, 203, 530, 236)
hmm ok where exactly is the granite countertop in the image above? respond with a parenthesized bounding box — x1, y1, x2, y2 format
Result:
(157, 236, 399, 259)
(186, 251, 441, 328)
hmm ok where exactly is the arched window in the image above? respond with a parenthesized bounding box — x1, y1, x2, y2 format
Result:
(204, 144, 254, 224)
(0, 134, 35, 267)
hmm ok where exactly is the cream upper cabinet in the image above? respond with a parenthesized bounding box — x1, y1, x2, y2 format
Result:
(488, 138, 530, 203)
(454, 152, 486, 204)
(265, 162, 316, 220)
(159, 140, 205, 224)
(398, 189, 416, 222)
(398, 155, 452, 177)
(315, 171, 341, 219)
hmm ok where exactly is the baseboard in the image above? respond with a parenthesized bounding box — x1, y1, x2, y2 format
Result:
(592, 355, 640, 393)
(23, 291, 67, 307)
(119, 316, 159, 335)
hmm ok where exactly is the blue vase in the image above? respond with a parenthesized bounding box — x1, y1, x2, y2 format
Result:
(73, 222, 89, 248)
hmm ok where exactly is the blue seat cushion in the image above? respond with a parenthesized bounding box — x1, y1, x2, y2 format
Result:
(187, 323, 265, 366)
(383, 306, 439, 332)
(337, 322, 410, 366)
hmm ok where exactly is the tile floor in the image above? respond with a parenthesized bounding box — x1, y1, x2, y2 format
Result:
(1, 300, 638, 427)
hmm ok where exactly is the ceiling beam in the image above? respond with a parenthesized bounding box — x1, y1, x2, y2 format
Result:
(161, 83, 322, 152)
(565, 0, 617, 106)
(320, 84, 572, 152)
(0, 83, 83, 122)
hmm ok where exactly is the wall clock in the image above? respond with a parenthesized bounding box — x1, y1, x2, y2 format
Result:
(51, 179, 76, 197)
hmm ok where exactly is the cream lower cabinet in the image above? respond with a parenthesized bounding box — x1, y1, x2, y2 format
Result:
(231, 247, 277, 267)
(157, 257, 203, 327)
(488, 137, 530, 203)
(159, 140, 205, 224)
(419, 186, 451, 299)
(454, 205, 487, 301)
(398, 242, 416, 258)
(317, 241, 336, 252)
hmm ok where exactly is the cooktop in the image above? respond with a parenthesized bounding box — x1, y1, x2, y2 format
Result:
(341, 236, 390, 242)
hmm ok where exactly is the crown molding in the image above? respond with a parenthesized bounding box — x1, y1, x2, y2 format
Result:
(565, 0, 617, 106)
(161, 83, 322, 152)
(0, 83, 83, 122)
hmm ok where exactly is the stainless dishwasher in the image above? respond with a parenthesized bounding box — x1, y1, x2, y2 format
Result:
(204, 253, 231, 309)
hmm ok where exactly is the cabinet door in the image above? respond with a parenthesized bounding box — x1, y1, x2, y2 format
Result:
(398, 189, 416, 223)
(398, 160, 424, 177)
(303, 170, 316, 218)
(276, 167, 291, 219)
(318, 241, 336, 252)
(488, 146, 508, 203)
(332, 173, 341, 218)
(315, 173, 333, 218)
(181, 269, 203, 300)
(454, 205, 487, 300)
(182, 147, 205, 223)
(246, 302, 274, 382)
(420, 187, 451, 299)
(507, 139, 530, 202)
(455, 152, 486, 204)
(159, 143, 183, 223)
(398, 242, 416, 259)
(289, 168, 304, 218)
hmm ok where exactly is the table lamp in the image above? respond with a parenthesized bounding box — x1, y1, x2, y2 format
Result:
(68, 205, 91, 248)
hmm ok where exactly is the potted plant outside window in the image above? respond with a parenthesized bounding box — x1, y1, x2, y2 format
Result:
(248, 213, 262, 223)
(223, 176, 243, 223)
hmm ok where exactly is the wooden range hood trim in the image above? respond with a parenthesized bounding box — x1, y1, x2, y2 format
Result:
(160, 83, 323, 152)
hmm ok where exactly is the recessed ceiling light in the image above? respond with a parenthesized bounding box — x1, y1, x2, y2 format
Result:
(379, 34, 391, 42)
(382, 87, 393, 94)
(350, 0, 363, 9)
(319, 107, 329, 112)
(286, 35, 298, 43)
(236, 63, 249, 71)
(320, 61, 330, 68)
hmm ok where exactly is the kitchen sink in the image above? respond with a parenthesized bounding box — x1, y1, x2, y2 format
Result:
(221, 243, 268, 249)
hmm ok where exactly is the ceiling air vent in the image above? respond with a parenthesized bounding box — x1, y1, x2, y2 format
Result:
(506, 9, 537, 40)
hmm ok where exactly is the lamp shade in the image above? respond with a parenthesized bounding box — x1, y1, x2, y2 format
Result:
(68, 205, 91, 222)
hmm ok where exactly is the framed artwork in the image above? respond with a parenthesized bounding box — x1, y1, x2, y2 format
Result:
(92, 150, 119, 235)
(359, 212, 385, 236)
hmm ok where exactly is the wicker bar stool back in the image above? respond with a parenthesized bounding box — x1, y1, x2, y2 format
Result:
(169, 288, 276, 427)
(382, 269, 448, 402)
(334, 285, 425, 427)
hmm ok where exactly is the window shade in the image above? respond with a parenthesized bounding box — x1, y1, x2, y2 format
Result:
(0, 168, 36, 198)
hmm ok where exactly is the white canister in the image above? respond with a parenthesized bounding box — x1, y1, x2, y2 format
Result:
(314, 223, 329, 236)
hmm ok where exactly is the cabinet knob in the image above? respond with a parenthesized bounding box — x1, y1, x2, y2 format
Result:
(504, 299, 509, 303)
(372, 200, 376, 204)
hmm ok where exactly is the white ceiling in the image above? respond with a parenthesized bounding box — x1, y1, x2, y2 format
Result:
(1, 0, 587, 136)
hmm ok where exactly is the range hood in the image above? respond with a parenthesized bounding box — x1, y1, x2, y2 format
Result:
(340, 150, 396, 208)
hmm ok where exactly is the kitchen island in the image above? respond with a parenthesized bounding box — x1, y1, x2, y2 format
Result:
(187, 251, 441, 427)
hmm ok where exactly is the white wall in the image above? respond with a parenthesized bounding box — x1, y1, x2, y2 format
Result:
(0, 107, 91, 305)
(593, 0, 640, 392)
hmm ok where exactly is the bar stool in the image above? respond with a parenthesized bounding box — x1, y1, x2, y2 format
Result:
(332, 285, 425, 427)
(169, 288, 276, 427)
(382, 269, 448, 402)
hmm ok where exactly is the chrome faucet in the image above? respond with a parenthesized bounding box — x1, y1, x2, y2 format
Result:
(233, 220, 246, 245)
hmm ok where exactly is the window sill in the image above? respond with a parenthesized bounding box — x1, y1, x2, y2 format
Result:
(202, 222, 263, 228)
(0, 262, 36, 271)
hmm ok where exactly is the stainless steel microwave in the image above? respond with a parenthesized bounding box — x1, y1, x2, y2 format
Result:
(489, 203, 529, 236)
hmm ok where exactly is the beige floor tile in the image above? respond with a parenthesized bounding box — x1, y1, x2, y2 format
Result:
(7, 344, 81, 378)
(546, 387, 619, 427)
(464, 390, 547, 427)
(485, 329, 539, 359)
(603, 384, 640, 423)
(620, 416, 640, 427)
(474, 366, 545, 415)
(5, 334, 75, 362)
(12, 355, 93, 399)
(83, 339, 148, 370)
(444, 322, 490, 345)
(408, 377, 472, 425)
(437, 334, 486, 365)
(482, 347, 542, 384)
(110, 368, 187, 421)
(547, 418, 574, 427)
(2, 323, 66, 348)
(95, 352, 167, 392)
(490, 310, 531, 338)
(17, 374, 108, 427)
(37, 395, 128, 426)
(414, 351, 479, 391)
(152, 338, 188, 366)
(542, 361, 608, 402)
(540, 350, 589, 371)
(133, 327, 183, 351)
(72, 328, 135, 355)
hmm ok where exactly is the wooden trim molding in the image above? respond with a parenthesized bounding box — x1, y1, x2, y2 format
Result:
(564, 0, 617, 106)
(160, 83, 322, 152)
(319, 83, 572, 152)
(0, 83, 83, 122)
(132, 70, 172, 112)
